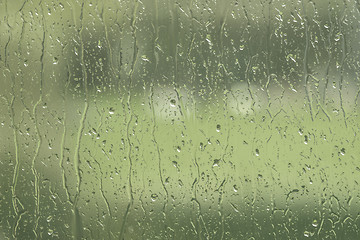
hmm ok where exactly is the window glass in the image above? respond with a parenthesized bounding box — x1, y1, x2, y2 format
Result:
(1, 0, 360, 239)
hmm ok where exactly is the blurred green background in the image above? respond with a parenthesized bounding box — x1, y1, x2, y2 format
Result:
(1, 0, 360, 239)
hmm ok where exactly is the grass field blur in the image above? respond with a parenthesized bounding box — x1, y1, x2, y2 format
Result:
(1, 0, 360, 239)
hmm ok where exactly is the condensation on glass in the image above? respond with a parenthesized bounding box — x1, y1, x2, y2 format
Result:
(1, 0, 360, 239)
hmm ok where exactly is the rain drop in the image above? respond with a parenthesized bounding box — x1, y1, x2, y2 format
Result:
(216, 124, 221, 132)
(170, 99, 176, 107)
(312, 219, 318, 227)
(334, 32, 341, 41)
(304, 135, 308, 144)
(213, 159, 220, 167)
(151, 193, 158, 201)
(340, 148, 345, 156)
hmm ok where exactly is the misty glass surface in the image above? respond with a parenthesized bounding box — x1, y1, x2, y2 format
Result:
(1, 0, 360, 239)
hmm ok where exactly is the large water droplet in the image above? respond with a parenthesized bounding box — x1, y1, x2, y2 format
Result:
(213, 159, 220, 167)
(312, 219, 318, 227)
(216, 124, 221, 132)
(151, 193, 158, 201)
(340, 148, 345, 156)
(170, 99, 176, 107)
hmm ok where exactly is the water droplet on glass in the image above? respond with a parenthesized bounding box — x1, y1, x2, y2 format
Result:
(109, 108, 115, 115)
(335, 33, 341, 41)
(141, 55, 149, 62)
(216, 124, 221, 132)
(255, 149, 260, 156)
(213, 159, 220, 167)
(53, 57, 58, 64)
(170, 99, 176, 107)
(206, 34, 212, 46)
(151, 193, 158, 201)
(312, 219, 318, 227)
(298, 128, 303, 135)
(340, 148, 345, 156)
(200, 142, 204, 150)
(304, 135, 308, 144)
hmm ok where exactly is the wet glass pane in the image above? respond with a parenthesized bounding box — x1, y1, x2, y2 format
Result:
(1, 0, 360, 239)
